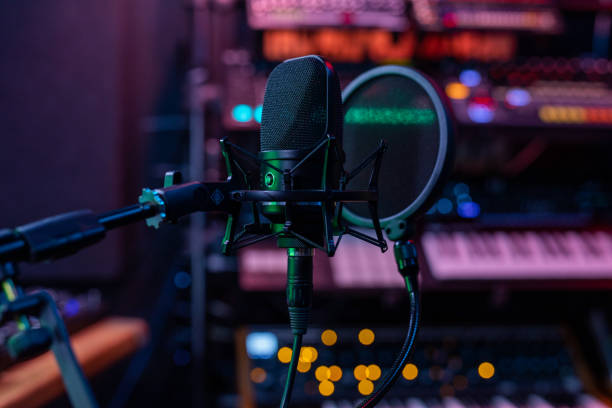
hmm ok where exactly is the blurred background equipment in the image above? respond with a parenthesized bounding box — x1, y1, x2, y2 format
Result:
(2, 0, 612, 407)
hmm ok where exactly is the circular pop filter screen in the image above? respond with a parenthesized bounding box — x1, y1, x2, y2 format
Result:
(342, 66, 452, 228)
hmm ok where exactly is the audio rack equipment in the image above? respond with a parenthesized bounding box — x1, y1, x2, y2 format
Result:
(237, 325, 608, 407)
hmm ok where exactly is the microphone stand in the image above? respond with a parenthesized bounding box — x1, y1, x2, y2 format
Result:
(0, 137, 389, 408)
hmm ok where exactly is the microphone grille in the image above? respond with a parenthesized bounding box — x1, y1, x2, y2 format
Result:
(260, 55, 338, 151)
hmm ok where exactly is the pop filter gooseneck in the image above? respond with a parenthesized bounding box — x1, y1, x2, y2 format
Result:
(341, 66, 454, 408)
(342, 65, 453, 240)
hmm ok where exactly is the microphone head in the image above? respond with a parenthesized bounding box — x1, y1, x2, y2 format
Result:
(341, 66, 454, 240)
(260, 55, 342, 151)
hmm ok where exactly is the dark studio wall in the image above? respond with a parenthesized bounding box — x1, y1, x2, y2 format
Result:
(0, 1, 188, 285)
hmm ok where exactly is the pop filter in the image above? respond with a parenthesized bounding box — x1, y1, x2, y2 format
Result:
(341, 66, 454, 240)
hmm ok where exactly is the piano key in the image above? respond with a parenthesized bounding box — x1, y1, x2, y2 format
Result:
(443, 397, 468, 408)
(406, 398, 429, 408)
(526, 394, 554, 408)
(491, 396, 518, 408)
(577, 394, 609, 408)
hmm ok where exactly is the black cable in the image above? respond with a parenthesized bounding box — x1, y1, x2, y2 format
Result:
(356, 274, 420, 408)
(280, 334, 303, 408)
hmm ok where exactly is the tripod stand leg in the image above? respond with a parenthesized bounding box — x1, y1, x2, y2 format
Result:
(37, 291, 99, 408)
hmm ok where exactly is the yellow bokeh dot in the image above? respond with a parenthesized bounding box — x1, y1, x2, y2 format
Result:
(329, 366, 342, 382)
(300, 347, 318, 363)
(278, 347, 292, 363)
(297, 361, 311, 373)
(402, 363, 418, 380)
(366, 364, 381, 381)
(315, 366, 331, 381)
(478, 362, 495, 379)
(358, 329, 375, 346)
(319, 380, 335, 396)
(358, 379, 374, 395)
(321, 329, 338, 346)
(250, 367, 267, 384)
(354, 364, 368, 381)
(329, 365, 342, 382)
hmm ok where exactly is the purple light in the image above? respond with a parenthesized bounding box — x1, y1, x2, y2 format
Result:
(505, 88, 531, 107)
(458, 202, 481, 219)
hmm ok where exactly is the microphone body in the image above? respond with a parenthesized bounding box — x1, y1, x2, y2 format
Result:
(258, 55, 344, 249)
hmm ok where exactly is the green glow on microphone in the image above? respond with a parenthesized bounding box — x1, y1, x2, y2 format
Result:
(345, 107, 435, 125)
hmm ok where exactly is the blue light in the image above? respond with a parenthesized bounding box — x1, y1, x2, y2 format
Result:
(467, 103, 494, 123)
(246, 332, 278, 359)
(64, 299, 80, 317)
(174, 271, 192, 289)
(505, 88, 531, 107)
(456, 193, 472, 204)
(232, 104, 253, 123)
(254, 105, 263, 123)
(437, 198, 453, 214)
(458, 201, 481, 218)
(459, 70, 482, 87)
(453, 182, 469, 196)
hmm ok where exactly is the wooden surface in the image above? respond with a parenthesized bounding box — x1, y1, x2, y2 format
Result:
(0, 317, 149, 408)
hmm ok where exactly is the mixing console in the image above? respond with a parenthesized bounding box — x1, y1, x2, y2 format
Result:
(238, 325, 606, 407)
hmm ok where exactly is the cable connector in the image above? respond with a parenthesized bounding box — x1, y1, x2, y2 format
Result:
(394, 240, 419, 279)
(286, 248, 313, 335)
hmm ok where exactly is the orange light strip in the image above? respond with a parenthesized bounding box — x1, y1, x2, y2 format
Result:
(539, 105, 612, 124)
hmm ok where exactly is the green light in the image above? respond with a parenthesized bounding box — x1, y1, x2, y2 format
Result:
(345, 107, 435, 125)
(232, 104, 253, 123)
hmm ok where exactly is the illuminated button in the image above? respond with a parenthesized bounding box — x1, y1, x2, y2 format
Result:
(354, 364, 368, 381)
(321, 329, 338, 346)
(232, 104, 253, 123)
(366, 364, 381, 381)
(250, 367, 267, 384)
(315, 366, 331, 381)
(297, 361, 312, 373)
(478, 362, 495, 379)
(300, 347, 318, 363)
(402, 363, 418, 380)
(319, 380, 335, 396)
(445, 82, 470, 100)
(329, 365, 343, 382)
(358, 379, 374, 395)
(277, 347, 292, 363)
(358, 329, 375, 346)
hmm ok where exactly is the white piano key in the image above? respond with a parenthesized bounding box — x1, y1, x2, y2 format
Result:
(491, 396, 518, 408)
(577, 394, 609, 408)
(406, 397, 430, 408)
(443, 397, 467, 408)
(527, 394, 554, 408)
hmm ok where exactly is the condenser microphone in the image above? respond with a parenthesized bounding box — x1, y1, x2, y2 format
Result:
(258, 55, 344, 249)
